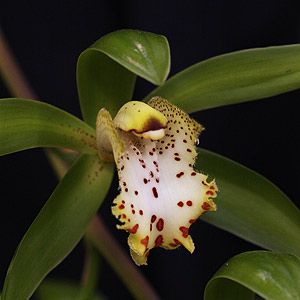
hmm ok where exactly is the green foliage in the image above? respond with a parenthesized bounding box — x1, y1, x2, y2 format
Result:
(0, 98, 97, 156)
(204, 251, 300, 300)
(145, 44, 300, 113)
(1, 155, 113, 300)
(0, 29, 299, 300)
(197, 149, 300, 255)
(77, 30, 170, 126)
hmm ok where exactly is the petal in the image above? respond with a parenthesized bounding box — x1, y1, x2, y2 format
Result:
(96, 108, 125, 162)
(99, 97, 217, 265)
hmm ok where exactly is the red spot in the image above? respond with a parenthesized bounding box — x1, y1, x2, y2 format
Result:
(125, 188, 128, 192)
(159, 151, 163, 154)
(191, 172, 197, 176)
(123, 182, 126, 186)
(150, 171, 154, 177)
(177, 201, 184, 207)
(176, 172, 184, 178)
(173, 238, 182, 245)
(169, 243, 177, 247)
(140, 236, 149, 247)
(189, 219, 196, 224)
(135, 191, 139, 195)
(202, 202, 210, 210)
(187, 148, 192, 152)
(183, 139, 187, 143)
(122, 214, 127, 219)
(152, 187, 158, 198)
(132, 210, 135, 214)
(187, 200, 193, 206)
(139, 210, 143, 215)
(131, 204, 134, 208)
(119, 204, 125, 209)
(202, 180, 208, 186)
(149, 152, 153, 155)
(150, 224, 153, 231)
(174, 157, 181, 161)
(127, 224, 139, 234)
(174, 153, 179, 156)
(179, 226, 189, 238)
(206, 190, 214, 196)
(210, 186, 215, 190)
(122, 200, 125, 204)
(151, 215, 157, 223)
(156, 218, 164, 231)
(154, 235, 163, 247)
(139, 159, 144, 163)
(156, 178, 160, 183)
(143, 178, 148, 184)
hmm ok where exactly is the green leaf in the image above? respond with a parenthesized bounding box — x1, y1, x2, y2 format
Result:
(77, 29, 170, 126)
(1, 154, 114, 300)
(0, 98, 97, 156)
(35, 279, 106, 300)
(204, 251, 300, 300)
(196, 149, 300, 255)
(145, 44, 300, 113)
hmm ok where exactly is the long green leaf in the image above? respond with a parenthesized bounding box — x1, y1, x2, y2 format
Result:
(2, 154, 114, 300)
(145, 44, 300, 113)
(0, 98, 97, 156)
(196, 149, 300, 255)
(77, 29, 170, 126)
(204, 251, 300, 300)
(35, 279, 106, 300)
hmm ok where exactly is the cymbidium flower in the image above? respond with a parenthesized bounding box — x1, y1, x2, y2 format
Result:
(96, 97, 217, 265)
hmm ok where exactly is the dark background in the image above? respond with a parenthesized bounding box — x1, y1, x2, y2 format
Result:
(0, 1, 299, 299)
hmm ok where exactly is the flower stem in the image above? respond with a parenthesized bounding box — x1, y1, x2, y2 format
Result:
(78, 238, 101, 300)
(0, 27, 37, 99)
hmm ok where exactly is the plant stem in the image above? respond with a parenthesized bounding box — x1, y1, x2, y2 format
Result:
(78, 238, 100, 300)
(0, 26, 161, 300)
(87, 216, 161, 300)
(0, 28, 37, 99)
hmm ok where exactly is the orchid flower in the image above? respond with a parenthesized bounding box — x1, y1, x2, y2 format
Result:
(96, 96, 217, 265)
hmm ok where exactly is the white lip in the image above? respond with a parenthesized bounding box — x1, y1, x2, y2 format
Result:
(134, 128, 166, 140)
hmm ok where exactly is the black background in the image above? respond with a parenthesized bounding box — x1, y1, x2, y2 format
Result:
(0, 1, 299, 299)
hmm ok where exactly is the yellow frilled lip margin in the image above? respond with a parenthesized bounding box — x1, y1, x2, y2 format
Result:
(96, 97, 217, 265)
